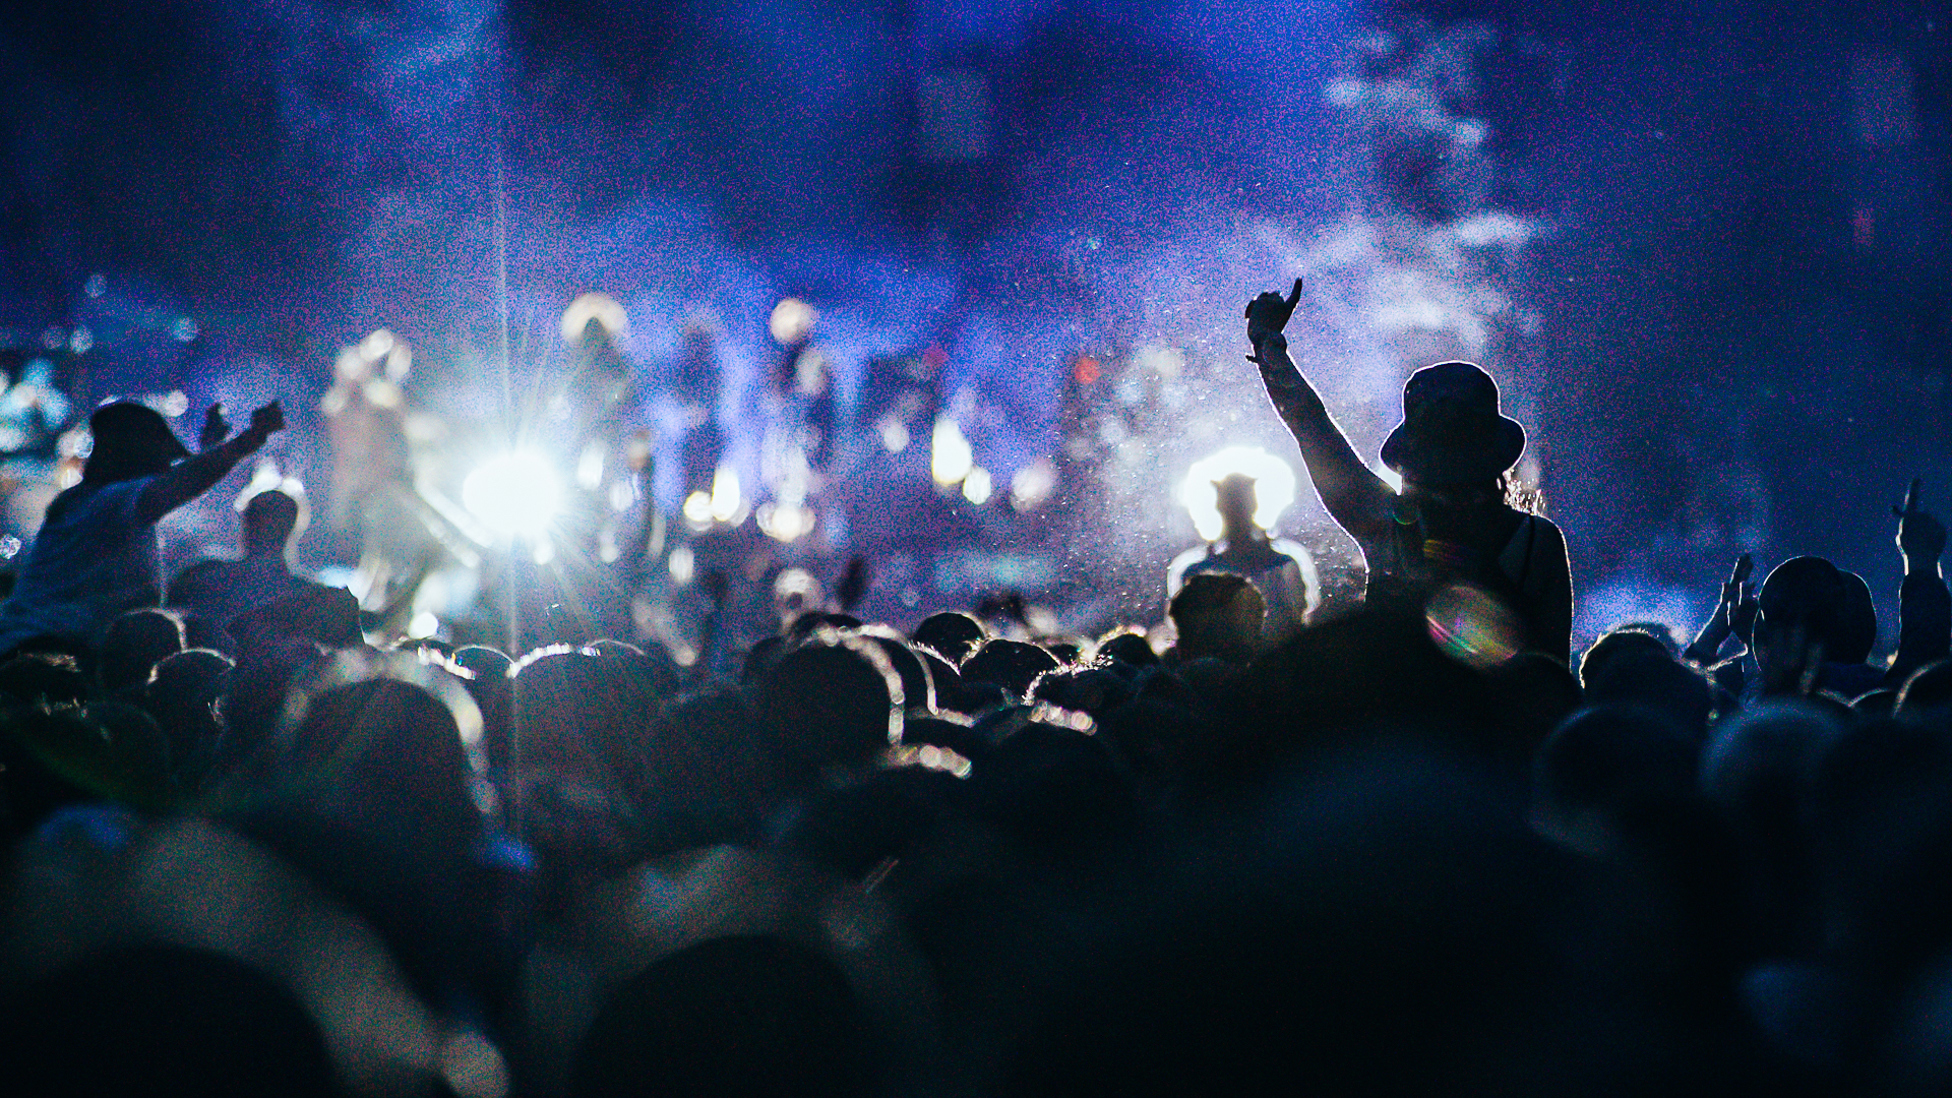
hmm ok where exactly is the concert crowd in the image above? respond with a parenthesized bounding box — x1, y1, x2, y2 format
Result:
(0, 283, 1950, 1098)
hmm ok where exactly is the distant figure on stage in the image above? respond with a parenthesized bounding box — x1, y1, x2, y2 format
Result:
(1167, 472, 1319, 644)
(322, 333, 415, 561)
(670, 322, 726, 509)
(559, 296, 653, 567)
(1246, 278, 1572, 663)
(0, 400, 284, 655)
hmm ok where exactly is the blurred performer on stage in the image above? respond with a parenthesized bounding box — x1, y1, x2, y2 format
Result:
(759, 298, 833, 542)
(558, 294, 653, 569)
(670, 320, 726, 516)
(1167, 472, 1320, 644)
(321, 330, 437, 614)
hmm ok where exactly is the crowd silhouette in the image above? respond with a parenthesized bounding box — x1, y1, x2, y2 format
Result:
(0, 281, 1947, 1098)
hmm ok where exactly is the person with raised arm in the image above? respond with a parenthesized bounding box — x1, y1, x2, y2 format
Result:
(0, 400, 284, 655)
(1245, 277, 1572, 663)
(1684, 481, 1950, 702)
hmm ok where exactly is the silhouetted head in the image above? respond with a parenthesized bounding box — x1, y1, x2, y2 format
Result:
(1756, 556, 1850, 656)
(962, 638, 1061, 701)
(0, 945, 335, 1098)
(289, 679, 480, 839)
(1100, 629, 1155, 672)
(82, 402, 189, 485)
(1534, 706, 1697, 858)
(1583, 652, 1714, 741)
(571, 935, 869, 1098)
(755, 637, 902, 778)
(1898, 659, 1952, 715)
(1380, 362, 1524, 487)
(1213, 473, 1259, 536)
(853, 628, 937, 713)
(1169, 573, 1265, 664)
(144, 647, 233, 788)
(0, 652, 89, 707)
(1700, 700, 1844, 953)
(1578, 626, 1676, 690)
(98, 608, 185, 694)
(913, 611, 985, 664)
(450, 645, 513, 772)
(240, 489, 304, 557)
(512, 646, 658, 792)
(1834, 571, 1878, 665)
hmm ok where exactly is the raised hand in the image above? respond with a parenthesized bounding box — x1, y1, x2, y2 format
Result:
(1244, 277, 1305, 348)
(1722, 552, 1759, 644)
(1894, 478, 1947, 569)
(199, 403, 231, 451)
(238, 401, 286, 452)
(1688, 552, 1756, 663)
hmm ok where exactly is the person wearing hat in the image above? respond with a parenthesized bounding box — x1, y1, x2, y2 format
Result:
(1245, 278, 1571, 663)
(0, 400, 284, 656)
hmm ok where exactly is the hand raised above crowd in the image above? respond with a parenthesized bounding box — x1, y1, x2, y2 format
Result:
(1244, 277, 1305, 351)
(1895, 478, 1946, 574)
(242, 402, 286, 450)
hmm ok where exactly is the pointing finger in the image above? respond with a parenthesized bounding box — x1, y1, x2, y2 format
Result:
(1284, 277, 1304, 313)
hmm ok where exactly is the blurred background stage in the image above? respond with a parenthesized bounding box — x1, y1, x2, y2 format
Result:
(0, 0, 1947, 656)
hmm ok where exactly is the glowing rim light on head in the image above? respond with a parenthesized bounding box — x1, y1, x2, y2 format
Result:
(461, 451, 562, 538)
(561, 292, 629, 343)
(1179, 447, 1298, 542)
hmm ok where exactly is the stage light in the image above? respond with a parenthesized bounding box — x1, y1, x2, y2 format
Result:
(561, 292, 628, 343)
(962, 466, 993, 505)
(408, 611, 440, 639)
(710, 464, 742, 523)
(684, 464, 745, 531)
(769, 297, 818, 345)
(1010, 458, 1058, 511)
(683, 491, 713, 525)
(931, 417, 973, 487)
(1179, 447, 1297, 541)
(461, 450, 561, 538)
(759, 501, 814, 542)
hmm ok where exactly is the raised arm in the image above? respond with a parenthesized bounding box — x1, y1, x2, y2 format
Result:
(1888, 478, 1950, 685)
(135, 402, 284, 526)
(1246, 279, 1393, 542)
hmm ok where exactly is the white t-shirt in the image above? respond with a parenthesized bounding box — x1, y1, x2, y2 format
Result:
(0, 476, 160, 653)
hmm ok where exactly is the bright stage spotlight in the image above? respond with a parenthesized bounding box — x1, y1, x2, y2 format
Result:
(1179, 447, 1297, 542)
(561, 292, 628, 343)
(462, 451, 562, 538)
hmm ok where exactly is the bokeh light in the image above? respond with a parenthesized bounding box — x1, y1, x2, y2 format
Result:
(931, 417, 974, 487)
(1424, 583, 1522, 670)
(768, 297, 818, 345)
